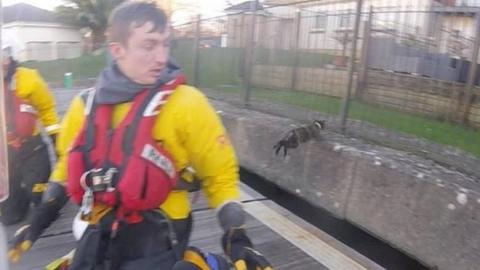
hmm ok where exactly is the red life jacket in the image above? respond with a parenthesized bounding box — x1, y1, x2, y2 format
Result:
(4, 79, 37, 145)
(67, 75, 185, 219)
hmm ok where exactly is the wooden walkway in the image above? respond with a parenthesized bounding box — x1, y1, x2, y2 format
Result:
(4, 182, 383, 270)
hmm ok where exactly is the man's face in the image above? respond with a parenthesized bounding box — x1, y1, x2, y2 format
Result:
(110, 22, 170, 85)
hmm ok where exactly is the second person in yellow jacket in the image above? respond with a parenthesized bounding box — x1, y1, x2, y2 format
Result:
(1, 34, 60, 225)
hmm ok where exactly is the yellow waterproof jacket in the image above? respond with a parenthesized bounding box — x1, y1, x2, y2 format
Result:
(51, 85, 240, 219)
(9, 67, 60, 137)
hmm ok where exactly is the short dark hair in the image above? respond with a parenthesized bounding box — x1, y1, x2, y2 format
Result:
(108, 1, 168, 45)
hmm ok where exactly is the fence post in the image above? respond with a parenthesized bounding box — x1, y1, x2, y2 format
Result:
(290, 9, 302, 91)
(339, 0, 364, 133)
(355, 6, 372, 100)
(461, 12, 480, 124)
(192, 15, 201, 87)
(243, 0, 258, 106)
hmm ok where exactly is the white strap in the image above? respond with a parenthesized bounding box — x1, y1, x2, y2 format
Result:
(83, 88, 96, 115)
(45, 124, 60, 133)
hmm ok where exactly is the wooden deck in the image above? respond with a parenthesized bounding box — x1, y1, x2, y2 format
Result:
(6, 183, 334, 270)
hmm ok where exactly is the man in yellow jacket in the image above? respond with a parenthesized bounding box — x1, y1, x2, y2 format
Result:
(0, 32, 59, 225)
(9, 2, 272, 269)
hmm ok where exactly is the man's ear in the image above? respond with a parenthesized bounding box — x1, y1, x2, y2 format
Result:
(109, 42, 124, 61)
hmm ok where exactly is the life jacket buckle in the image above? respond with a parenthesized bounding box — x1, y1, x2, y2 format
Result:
(80, 168, 118, 193)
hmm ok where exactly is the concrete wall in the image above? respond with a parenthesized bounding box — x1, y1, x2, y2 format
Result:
(214, 99, 480, 270)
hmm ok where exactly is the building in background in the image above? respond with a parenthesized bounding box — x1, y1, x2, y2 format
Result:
(2, 3, 83, 62)
(431, 0, 480, 57)
(154, 0, 230, 25)
(232, 0, 480, 57)
(225, 1, 268, 48)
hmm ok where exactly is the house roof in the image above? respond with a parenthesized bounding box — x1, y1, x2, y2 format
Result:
(3, 3, 58, 24)
(225, 1, 264, 11)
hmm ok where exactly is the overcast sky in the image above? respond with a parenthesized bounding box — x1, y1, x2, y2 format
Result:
(0, 0, 238, 24)
(2, 0, 234, 15)
(3, 0, 65, 10)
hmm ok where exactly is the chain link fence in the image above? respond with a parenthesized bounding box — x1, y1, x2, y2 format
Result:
(17, 1, 480, 167)
(171, 1, 480, 166)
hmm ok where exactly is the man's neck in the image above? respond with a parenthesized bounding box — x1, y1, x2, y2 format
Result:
(114, 62, 141, 85)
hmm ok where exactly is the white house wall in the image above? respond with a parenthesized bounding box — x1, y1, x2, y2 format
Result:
(456, 0, 480, 6)
(228, 0, 476, 55)
(260, 6, 296, 48)
(441, 15, 476, 38)
(260, 0, 441, 52)
(436, 15, 476, 58)
(368, 0, 432, 33)
(299, 2, 358, 52)
(3, 22, 83, 62)
(293, 0, 434, 51)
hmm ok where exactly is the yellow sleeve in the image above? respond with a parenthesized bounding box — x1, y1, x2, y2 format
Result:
(180, 89, 240, 208)
(50, 95, 86, 184)
(27, 70, 60, 135)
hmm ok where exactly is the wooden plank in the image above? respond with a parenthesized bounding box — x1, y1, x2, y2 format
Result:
(12, 234, 76, 270)
(8, 190, 327, 270)
(190, 209, 327, 270)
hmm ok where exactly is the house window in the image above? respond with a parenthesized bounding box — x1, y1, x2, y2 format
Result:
(315, 12, 327, 29)
(339, 10, 353, 28)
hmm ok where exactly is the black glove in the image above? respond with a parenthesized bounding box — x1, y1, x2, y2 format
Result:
(8, 225, 33, 263)
(8, 183, 67, 263)
(8, 203, 60, 263)
(222, 228, 273, 270)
